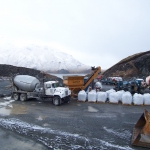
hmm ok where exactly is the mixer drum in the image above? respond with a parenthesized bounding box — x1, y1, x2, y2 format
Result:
(14, 75, 40, 92)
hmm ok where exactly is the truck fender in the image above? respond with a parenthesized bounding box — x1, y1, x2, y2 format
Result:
(53, 92, 63, 98)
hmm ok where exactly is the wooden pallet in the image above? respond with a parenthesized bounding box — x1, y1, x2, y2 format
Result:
(122, 103, 132, 106)
(133, 103, 143, 106)
(143, 104, 150, 106)
(97, 101, 106, 104)
(109, 101, 118, 104)
(88, 100, 97, 103)
(77, 100, 86, 102)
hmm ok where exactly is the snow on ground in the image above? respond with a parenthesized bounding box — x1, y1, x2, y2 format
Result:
(0, 97, 14, 108)
(0, 117, 134, 150)
(103, 126, 132, 141)
(88, 106, 99, 112)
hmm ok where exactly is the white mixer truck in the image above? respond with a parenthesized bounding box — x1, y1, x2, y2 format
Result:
(11, 75, 71, 106)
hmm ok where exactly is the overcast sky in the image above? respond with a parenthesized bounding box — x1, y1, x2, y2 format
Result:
(0, 0, 150, 70)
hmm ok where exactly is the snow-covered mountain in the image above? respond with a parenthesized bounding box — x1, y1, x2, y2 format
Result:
(0, 44, 90, 73)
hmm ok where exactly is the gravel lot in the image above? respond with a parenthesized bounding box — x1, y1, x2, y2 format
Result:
(0, 80, 150, 150)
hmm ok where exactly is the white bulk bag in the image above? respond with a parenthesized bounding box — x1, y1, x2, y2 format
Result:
(116, 90, 125, 102)
(122, 92, 132, 105)
(143, 93, 150, 105)
(97, 92, 107, 103)
(88, 90, 97, 102)
(133, 93, 143, 105)
(94, 82, 103, 90)
(109, 92, 119, 104)
(106, 89, 116, 99)
(146, 76, 150, 86)
(78, 90, 86, 101)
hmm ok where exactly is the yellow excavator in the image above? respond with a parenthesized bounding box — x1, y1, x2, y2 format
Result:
(63, 66, 101, 96)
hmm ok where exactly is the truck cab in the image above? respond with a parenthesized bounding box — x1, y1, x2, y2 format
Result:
(44, 81, 71, 105)
(44, 81, 59, 95)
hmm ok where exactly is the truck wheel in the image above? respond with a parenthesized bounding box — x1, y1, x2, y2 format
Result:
(53, 96, 60, 106)
(20, 93, 27, 101)
(13, 93, 19, 101)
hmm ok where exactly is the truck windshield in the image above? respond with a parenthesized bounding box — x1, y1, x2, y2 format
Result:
(52, 82, 59, 88)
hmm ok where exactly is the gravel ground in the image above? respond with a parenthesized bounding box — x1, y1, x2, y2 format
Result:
(0, 80, 150, 150)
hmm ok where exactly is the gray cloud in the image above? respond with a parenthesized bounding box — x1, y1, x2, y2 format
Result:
(0, 0, 150, 69)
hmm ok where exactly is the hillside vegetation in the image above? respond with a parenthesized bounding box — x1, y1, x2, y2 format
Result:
(103, 51, 150, 78)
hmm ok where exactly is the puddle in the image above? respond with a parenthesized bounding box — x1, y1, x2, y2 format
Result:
(0, 104, 27, 115)
(0, 97, 27, 115)
(0, 107, 11, 115)
(0, 100, 14, 107)
(0, 128, 47, 150)
(88, 106, 98, 112)
(10, 105, 27, 114)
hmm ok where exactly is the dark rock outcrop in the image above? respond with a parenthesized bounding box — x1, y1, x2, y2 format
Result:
(0, 64, 63, 83)
(103, 51, 150, 78)
(0, 64, 43, 77)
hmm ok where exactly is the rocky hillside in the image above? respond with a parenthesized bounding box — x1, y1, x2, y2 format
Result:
(0, 64, 63, 83)
(103, 51, 150, 78)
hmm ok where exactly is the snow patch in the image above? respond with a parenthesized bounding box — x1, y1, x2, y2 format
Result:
(88, 106, 98, 112)
(0, 118, 133, 150)
(0, 97, 14, 108)
(103, 126, 132, 141)
(93, 138, 133, 150)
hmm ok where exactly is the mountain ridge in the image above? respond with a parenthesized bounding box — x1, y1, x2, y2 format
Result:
(0, 44, 90, 73)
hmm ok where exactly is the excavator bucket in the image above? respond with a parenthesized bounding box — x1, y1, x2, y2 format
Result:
(131, 109, 150, 148)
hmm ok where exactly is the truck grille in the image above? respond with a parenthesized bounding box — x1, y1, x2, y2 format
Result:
(65, 90, 68, 96)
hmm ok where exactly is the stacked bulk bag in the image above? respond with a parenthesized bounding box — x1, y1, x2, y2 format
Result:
(146, 76, 150, 86)
(97, 92, 107, 103)
(88, 90, 97, 102)
(122, 92, 132, 105)
(94, 82, 103, 91)
(109, 92, 119, 104)
(106, 89, 116, 99)
(143, 93, 150, 105)
(116, 90, 125, 102)
(78, 90, 86, 102)
(133, 93, 144, 105)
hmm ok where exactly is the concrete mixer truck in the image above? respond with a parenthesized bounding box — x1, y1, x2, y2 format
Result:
(11, 75, 71, 106)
